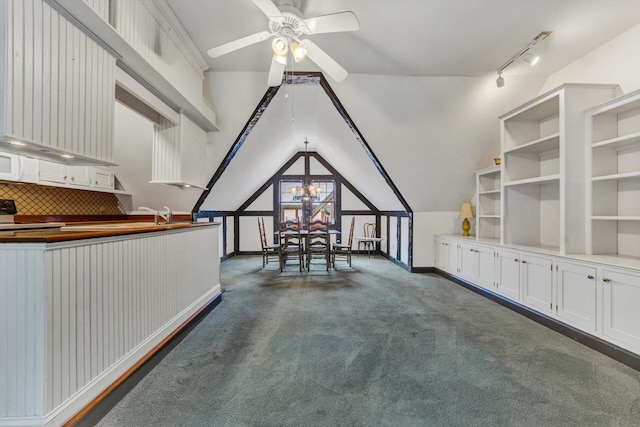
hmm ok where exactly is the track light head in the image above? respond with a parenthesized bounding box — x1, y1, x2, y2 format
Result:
(496, 73, 505, 88)
(522, 52, 540, 65)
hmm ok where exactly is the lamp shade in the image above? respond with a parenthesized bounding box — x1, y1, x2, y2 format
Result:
(458, 202, 474, 219)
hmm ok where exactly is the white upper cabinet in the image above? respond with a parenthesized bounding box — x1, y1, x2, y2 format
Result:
(0, 0, 116, 165)
(58, 0, 218, 132)
(501, 84, 618, 254)
(151, 113, 209, 189)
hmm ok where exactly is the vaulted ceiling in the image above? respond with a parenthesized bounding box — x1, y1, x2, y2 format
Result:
(168, 0, 640, 79)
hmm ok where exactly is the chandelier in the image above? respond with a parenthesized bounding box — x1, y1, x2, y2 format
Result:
(291, 138, 320, 202)
(291, 182, 321, 201)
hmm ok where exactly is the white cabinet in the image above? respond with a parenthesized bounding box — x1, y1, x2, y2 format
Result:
(434, 237, 449, 270)
(38, 160, 116, 191)
(459, 241, 477, 281)
(92, 167, 114, 190)
(602, 268, 640, 352)
(587, 89, 640, 260)
(476, 244, 497, 289)
(39, 161, 90, 187)
(0, 0, 116, 165)
(476, 166, 501, 241)
(501, 84, 617, 254)
(496, 248, 521, 301)
(66, 166, 92, 187)
(38, 160, 68, 185)
(521, 253, 554, 314)
(151, 113, 209, 189)
(555, 261, 597, 332)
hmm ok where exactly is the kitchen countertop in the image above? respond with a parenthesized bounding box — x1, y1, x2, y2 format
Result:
(0, 221, 219, 243)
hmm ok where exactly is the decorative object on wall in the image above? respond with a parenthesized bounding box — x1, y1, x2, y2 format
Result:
(291, 139, 321, 202)
(206, 0, 360, 86)
(458, 201, 474, 236)
(0, 183, 125, 215)
(496, 31, 551, 88)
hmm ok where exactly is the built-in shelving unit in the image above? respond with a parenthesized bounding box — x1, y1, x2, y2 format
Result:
(501, 84, 618, 254)
(587, 89, 640, 259)
(476, 165, 501, 241)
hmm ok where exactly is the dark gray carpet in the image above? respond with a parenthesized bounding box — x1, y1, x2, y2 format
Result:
(96, 256, 640, 426)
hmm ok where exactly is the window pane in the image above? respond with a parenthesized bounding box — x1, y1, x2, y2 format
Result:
(281, 180, 303, 203)
(311, 180, 335, 224)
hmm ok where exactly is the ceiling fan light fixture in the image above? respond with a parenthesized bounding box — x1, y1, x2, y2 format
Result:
(289, 40, 307, 62)
(273, 53, 287, 65)
(272, 37, 288, 56)
(522, 52, 540, 65)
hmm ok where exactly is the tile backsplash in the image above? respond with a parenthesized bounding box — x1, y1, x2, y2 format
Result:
(0, 182, 125, 215)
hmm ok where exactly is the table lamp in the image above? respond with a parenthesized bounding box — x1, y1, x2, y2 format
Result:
(458, 201, 474, 236)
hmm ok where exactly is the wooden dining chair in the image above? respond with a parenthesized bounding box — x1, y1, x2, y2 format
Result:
(306, 219, 330, 271)
(358, 222, 378, 257)
(332, 217, 355, 267)
(279, 219, 304, 272)
(258, 217, 279, 268)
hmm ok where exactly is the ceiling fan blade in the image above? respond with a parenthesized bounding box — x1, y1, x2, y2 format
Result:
(267, 57, 286, 87)
(252, 0, 284, 21)
(301, 39, 348, 82)
(303, 11, 360, 34)
(207, 31, 272, 58)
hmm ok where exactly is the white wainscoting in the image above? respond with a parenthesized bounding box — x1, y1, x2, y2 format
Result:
(0, 225, 221, 426)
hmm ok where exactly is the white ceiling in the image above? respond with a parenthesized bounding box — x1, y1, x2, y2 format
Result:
(168, 0, 640, 79)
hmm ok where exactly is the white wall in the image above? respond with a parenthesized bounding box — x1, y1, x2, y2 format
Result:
(541, 24, 640, 94)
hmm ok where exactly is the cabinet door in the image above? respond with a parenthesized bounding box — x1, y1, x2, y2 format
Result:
(555, 261, 597, 332)
(521, 254, 554, 313)
(67, 166, 92, 187)
(496, 249, 521, 300)
(448, 242, 459, 275)
(459, 242, 477, 281)
(476, 244, 496, 290)
(92, 167, 114, 190)
(39, 161, 67, 185)
(602, 269, 640, 352)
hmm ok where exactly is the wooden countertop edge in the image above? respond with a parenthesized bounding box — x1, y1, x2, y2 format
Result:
(0, 222, 220, 243)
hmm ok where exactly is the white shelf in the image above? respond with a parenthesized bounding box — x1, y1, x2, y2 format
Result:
(503, 133, 560, 155)
(503, 174, 560, 187)
(592, 131, 640, 150)
(478, 215, 500, 218)
(479, 189, 501, 195)
(592, 171, 640, 182)
(592, 216, 640, 221)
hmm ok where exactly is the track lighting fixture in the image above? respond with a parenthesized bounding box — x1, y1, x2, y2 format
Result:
(495, 31, 551, 88)
(522, 52, 540, 65)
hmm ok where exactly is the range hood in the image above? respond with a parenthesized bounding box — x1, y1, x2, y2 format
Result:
(151, 113, 210, 190)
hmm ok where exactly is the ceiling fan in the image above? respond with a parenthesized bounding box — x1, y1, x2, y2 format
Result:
(206, 0, 360, 87)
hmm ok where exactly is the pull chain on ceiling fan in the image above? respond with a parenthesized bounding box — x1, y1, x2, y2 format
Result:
(206, 0, 360, 87)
